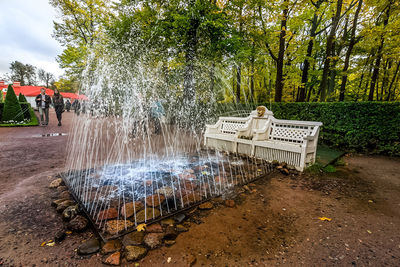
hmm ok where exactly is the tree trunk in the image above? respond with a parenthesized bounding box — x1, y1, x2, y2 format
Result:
(364, 60, 374, 100)
(327, 40, 339, 99)
(368, 5, 390, 101)
(386, 61, 400, 101)
(380, 59, 390, 100)
(236, 64, 241, 103)
(209, 62, 215, 93)
(319, 0, 343, 102)
(250, 60, 255, 103)
(297, 3, 321, 102)
(274, 0, 288, 102)
(183, 15, 200, 105)
(339, 0, 362, 101)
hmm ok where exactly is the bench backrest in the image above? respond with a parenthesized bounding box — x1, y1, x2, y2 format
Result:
(220, 118, 248, 134)
(269, 120, 318, 144)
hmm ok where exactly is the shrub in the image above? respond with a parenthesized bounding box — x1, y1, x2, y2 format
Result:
(0, 102, 38, 126)
(215, 102, 400, 156)
(18, 93, 27, 102)
(20, 102, 32, 120)
(1, 85, 24, 122)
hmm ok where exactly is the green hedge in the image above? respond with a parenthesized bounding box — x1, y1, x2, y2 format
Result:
(0, 102, 39, 126)
(215, 102, 400, 156)
(2, 85, 24, 122)
(18, 93, 28, 102)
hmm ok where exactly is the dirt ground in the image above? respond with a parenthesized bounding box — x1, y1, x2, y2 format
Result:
(0, 110, 399, 266)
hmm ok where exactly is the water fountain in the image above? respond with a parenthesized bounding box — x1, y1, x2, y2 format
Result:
(61, 36, 274, 240)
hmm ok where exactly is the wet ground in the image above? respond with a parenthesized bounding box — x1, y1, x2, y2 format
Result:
(0, 110, 399, 266)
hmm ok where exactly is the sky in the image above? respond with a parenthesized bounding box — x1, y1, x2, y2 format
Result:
(0, 0, 64, 80)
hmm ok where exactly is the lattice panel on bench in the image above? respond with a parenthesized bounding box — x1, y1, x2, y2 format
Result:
(221, 120, 247, 134)
(269, 123, 314, 144)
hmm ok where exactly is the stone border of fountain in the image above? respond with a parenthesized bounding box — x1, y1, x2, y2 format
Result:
(49, 161, 299, 264)
(59, 153, 276, 242)
(61, 172, 274, 241)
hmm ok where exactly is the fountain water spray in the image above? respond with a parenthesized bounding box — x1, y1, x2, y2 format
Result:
(62, 30, 273, 239)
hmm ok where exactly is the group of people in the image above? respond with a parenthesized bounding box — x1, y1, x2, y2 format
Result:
(35, 88, 80, 126)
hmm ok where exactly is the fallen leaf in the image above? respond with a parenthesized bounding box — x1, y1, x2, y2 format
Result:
(40, 242, 46, 247)
(368, 200, 373, 203)
(167, 257, 172, 263)
(66, 231, 72, 234)
(136, 223, 146, 232)
(318, 217, 332, 221)
(46, 242, 55, 247)
(367, 230, 372, 234)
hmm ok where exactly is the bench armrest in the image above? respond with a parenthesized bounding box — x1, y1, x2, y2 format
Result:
(205, 120, 222, 134)
(303, 124, 321, 141)
(236, 124, 252, 137)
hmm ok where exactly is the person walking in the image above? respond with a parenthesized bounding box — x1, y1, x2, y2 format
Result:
(35, 88, 51, 126)
(52, 89, 64, 126)
(65, 99, 71, 112)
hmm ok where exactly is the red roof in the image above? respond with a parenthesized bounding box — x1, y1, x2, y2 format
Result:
(1, 84, 87, 100)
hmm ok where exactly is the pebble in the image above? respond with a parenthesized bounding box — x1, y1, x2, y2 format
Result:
(145, 194, 166, 207)
(164, 225, 178, 240)
(98, 208, 119, 220)
(77, 239, 100, 255)
(160, 218, 175, 226)
(56, 200, 76, 213)
(59, 191, 71, 199)
(62, 205, 79, 221)
(144, 233, 164, 249)
(51, 199, 68, 208)
(122, 231, 145, 246)
(102, 239, 122, 254)
(135, 208, 161, 223)
(176, 224, 188, 232)
(106, 220, 134, 235)
(57, 186, 68, 192)
(103, 251, 120, 266)
(67, 215, 88, 232)
(121, 202, 144, 218)
(125, 246, 148, 261)
(55, 230, 66, 242)
(155, 186, 175, 199)
(198, 202, 213, 210)
(146, 223, 163, 233)
(174, 213, 186, 223)
(49, 178, 63, 188)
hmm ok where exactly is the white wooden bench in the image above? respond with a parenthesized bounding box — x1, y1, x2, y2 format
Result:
(204, 106, 322, 171)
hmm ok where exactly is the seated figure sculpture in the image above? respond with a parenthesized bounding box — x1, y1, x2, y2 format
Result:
(237, 106, 273, 140)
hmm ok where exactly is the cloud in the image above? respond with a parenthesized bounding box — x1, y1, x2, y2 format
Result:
(0, 0, 64, 78)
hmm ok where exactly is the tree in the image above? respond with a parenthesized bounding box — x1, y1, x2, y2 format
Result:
(53, 77, 79, 92)
(9, 61, 36, 85)
(18, 93, 28, 102)
(1, 85, 24, 122)
(50, 0, 111, 81)
(296, 0, 327, 102)
(368, 1, 392, 101)
(339, 0, 363, 101)
(319, 0, 343, 101)
(38, 69, 55, 88)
